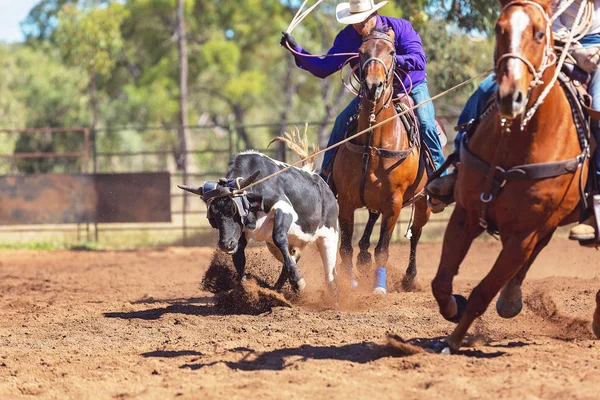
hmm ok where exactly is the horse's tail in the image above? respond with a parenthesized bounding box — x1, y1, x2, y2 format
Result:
(268, 124, 319, 173)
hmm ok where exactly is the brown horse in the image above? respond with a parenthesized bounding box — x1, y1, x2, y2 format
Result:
(431, 0, 600, 353)
(333, 29, 431, 293)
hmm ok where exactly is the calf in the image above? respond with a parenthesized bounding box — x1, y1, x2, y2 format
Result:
(179, 151, 339, 294)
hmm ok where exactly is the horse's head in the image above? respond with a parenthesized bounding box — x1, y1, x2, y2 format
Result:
(494, 0, 555, 119)
(359, 28, 396, 103)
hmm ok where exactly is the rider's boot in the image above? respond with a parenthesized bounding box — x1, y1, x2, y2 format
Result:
(426, 170, 458, 214)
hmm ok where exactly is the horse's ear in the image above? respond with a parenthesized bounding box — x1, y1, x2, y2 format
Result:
(387, 28, 395, 42)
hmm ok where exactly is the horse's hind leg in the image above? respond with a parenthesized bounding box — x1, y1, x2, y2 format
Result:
(445, 234, 541, 352)
(402, 198, 430, 291)
(496, 230, 554, 319)
(593, 290, 600, 338)
(338, 204, 358, 288)
(357, 211, 379, 274)
(432, 205, 483, 321)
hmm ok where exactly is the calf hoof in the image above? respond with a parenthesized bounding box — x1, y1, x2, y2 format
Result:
(496, 296, 523, 319)
(444, 294, 467, 324)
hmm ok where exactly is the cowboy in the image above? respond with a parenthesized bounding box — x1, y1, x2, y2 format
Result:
(426, 0, 600, 240)
(280, 0, 446, 192)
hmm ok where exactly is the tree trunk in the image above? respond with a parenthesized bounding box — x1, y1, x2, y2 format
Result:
(275, 57, 296, 162)
(233, 104, 254, 150)
(176, 0, 190, 177)
(88, 74, 98, 173)
(177, 0, 191, 244)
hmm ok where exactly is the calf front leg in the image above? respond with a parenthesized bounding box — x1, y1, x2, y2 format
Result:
(272, 209, 305, 292)
(232, 234, 248, 282)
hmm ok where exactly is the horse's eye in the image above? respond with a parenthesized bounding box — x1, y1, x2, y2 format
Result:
(390, 51, 396, 57)
(536, 31, 545, 41)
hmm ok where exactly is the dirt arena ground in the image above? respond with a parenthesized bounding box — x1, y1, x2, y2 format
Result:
(0, 238, 599, 399)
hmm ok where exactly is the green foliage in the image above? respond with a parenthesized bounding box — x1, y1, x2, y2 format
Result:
(54, 3, 127, 77)
(5, 0, 497, 170)
(393, 0, 499, 33)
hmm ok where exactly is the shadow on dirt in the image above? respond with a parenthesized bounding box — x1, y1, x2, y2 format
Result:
(129, 296, 213, 305)
(179, 342, 396, 371)
(142, 350, 204, 358)
(104, 303, 221, 320)
(177, 339, 507, 371)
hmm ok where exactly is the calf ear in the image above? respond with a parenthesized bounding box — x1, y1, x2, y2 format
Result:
(244, 193, 263, 230)
(246, 193, 263, 210)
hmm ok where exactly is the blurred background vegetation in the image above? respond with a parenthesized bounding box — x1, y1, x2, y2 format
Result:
(0, 0, 496, 175)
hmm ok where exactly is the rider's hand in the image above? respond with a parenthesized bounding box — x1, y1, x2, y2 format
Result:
(280, 32, 298, 49)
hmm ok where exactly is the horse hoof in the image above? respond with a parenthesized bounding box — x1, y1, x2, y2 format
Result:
(593, 321, 600, 339)
(401, 275, 416, 292)
(444, 294, 467, 324)
(295, 278, 306, 292)
(426, 340, 453, 354)
(373, 286, 387, 295)
(496, 296, 523, 319)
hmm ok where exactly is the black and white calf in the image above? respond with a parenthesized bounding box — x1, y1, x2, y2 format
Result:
(179, 151, 339, 294)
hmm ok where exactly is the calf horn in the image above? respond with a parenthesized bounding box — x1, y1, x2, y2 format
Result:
(177, 184, 203, 196)
(238, 170, 261, 189)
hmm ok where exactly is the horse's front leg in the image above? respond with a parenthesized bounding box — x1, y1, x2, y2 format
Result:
(402, 197, 430, 291)
(496, 229, 554, 318)
(338, 203, 358, 288)
(372, 200, 403, 294)
(431, 205, 483, 321)
(357, 211, 380, 274)
(445, 233, 541, 353)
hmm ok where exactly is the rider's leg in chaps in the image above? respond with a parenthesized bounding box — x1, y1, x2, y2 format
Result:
(570, 68, 600, 240)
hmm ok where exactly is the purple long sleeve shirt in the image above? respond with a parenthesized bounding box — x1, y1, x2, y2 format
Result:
(290, 15, 427, 94)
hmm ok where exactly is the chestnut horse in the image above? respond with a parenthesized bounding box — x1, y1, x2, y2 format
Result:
(432, 0, 600, 353)
(333, 29, 431, 293)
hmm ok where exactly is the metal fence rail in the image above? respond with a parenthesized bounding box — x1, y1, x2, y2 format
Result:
(0, 122, 453, 247)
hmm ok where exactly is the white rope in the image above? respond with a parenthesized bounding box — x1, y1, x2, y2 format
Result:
(286, 0, 325, 34)
(521, 0, 590, 128)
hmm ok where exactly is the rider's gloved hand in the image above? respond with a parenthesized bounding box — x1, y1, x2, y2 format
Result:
(280, 32, 298, 49)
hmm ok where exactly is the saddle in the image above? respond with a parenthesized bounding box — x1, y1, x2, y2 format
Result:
(342, 95, 446, 175)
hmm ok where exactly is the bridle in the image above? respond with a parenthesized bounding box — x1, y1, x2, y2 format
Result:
(494, 1, 557, 104)
(360, 31, 396, 108)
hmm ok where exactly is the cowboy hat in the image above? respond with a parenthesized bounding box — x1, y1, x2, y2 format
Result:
(336, 0, 389, 25)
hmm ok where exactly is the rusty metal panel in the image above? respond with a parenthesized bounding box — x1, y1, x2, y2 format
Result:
(0, 172, 171, 225)
(0, 174, 96, 224)
(94, 173, 171, 223)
